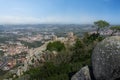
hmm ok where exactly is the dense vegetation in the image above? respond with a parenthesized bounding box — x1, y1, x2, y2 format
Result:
(26, 32, 104, 80)
(46, 41, 66, 52)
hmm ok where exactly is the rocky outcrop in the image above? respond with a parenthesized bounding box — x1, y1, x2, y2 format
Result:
(72, 36, 120, 80)
(92, 36, 120, 80)
(71, 66, 91, 80)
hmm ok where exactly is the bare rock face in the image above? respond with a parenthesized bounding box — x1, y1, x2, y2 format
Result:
(92, 36, 120, 80)
(71, 66, 91, 80)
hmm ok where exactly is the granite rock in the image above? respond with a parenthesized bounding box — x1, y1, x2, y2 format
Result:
(71, 66, 91, 80)
(92, 36, 120, 80)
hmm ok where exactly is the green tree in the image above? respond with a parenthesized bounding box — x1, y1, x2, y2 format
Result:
(46, 41, 66, 52)
(70, 39, 86, 62)
(94, 20, 110, 34)
(110, 26, 120, 36)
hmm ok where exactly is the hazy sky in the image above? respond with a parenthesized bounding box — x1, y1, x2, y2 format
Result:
(0, 0, 119, 24)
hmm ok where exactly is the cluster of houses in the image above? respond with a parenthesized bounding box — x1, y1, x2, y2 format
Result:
(1, 32, 76, 79)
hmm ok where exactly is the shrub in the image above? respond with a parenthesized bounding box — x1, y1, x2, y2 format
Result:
(46, 41, 66, 52)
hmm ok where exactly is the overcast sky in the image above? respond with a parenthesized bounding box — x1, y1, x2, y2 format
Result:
(0, 0, 119, 24)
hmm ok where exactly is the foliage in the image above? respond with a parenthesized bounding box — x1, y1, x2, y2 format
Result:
(46, 41, 66, 52)
(94, 20, 110, 33)
(70, 32, 103, 64)
(27, 62, 70, 80)
(83, 33, 104, 44)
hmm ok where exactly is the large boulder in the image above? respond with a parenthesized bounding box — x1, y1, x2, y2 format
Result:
(71, 66, 91, 80)
(92, 36, 120, 80)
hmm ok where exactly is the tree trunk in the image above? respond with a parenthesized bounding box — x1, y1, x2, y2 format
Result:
(97, 28, 100, 34)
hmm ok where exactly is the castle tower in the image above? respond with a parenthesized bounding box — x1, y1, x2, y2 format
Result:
(51, 33, 57, 41)
(67, 32, 75, 42)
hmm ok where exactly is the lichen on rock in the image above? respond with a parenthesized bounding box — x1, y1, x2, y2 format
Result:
(92, 36, 120, 80)
(71, 66, 91, 80)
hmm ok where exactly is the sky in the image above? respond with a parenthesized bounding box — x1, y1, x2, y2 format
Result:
(0, 0, 119, 24)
